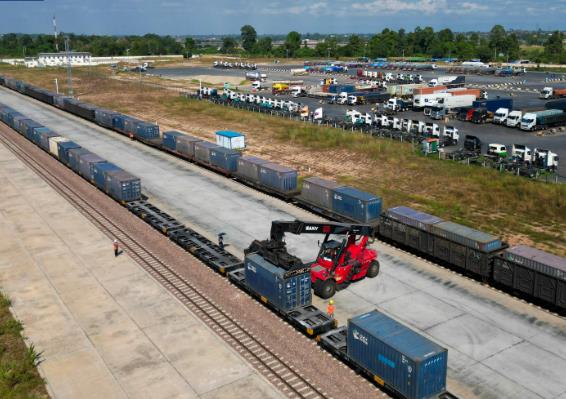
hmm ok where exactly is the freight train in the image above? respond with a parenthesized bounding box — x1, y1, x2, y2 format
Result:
(0, 102, 452, 399)
(1, 76, 565, 314)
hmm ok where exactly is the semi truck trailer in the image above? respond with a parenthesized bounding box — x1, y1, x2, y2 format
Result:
(520, 109, 566, 131)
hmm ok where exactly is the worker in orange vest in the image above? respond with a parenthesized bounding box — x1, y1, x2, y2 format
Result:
(327, 299, 335, 317)
(113, 239, 120, 257)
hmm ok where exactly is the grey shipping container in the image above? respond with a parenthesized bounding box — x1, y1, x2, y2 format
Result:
(78, 153, 106, 181)
(32, 127, 52, 146)
(299, 177, 341, 211)
(431, 221, 501, 253)
(493, 245, 566, 309)
(194, 141, 219, 165)
(175, 134, 202, 159)
(235, 156, 269, 183)
(105, 170, 141, 202)
(68, 148, 91, 174)
(244, 253, 312, 312)
(209, 146, 240, 173)
(259, 162, 298, 195)
(162, 131, 183, 151)
(347, 310, 447, 399)
(38, 131, 60, 151)
(332, 186, 382, 224)
(94, 108, 120, 128)
(57, 141, 81, 166)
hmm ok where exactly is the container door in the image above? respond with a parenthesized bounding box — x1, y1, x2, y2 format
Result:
(417, 352, 448, 399)
(433, 237, 451, 263)
(513, 264, 535, 296)
(449, 243, 467, 270)
(534, 273, 557, 305)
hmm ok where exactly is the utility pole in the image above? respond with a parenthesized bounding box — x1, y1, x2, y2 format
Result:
(65, 36, 73, 97)
(53, 15, 59, 52)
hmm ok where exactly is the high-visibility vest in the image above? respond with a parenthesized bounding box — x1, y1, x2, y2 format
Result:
(327, 304, 335, 315)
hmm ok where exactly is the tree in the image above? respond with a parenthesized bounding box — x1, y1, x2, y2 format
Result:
(221, 37, 237, 54)
(240, 25, 257, 53)
(185, 37, 196, 52)
(285, 31, 301, 57)
(254, 37, 272, 54)
(505, 33, 520, 61)
(544, 31, 565, 62)
(488, 25, 507, 58)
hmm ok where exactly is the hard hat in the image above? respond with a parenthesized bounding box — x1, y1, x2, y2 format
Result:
(329, 299, 334, 305)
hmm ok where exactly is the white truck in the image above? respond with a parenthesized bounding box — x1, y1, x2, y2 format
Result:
(424, 122, 440, 137)
(534, 148, 559, 170)
(512, 144, 533, 163)
(493, 108, 509, 124)
(436, 95, 477, 112)
(505, 110, 522, 128)
(428, 75, 464, 87)
(540, 87, 566, 100)
(338, 92, 349, 105)
(385, 98, 409, 112)
(442, 126, 459, 146)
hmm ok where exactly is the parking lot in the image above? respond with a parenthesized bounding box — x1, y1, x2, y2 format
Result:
(151, 63, 566, 176)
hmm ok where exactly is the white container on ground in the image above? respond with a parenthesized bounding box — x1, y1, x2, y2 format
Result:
(215, 130, 245, 150)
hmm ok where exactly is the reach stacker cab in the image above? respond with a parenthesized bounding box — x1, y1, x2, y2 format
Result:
(245, 220, 379, 299)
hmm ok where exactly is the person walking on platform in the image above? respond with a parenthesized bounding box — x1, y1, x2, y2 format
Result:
(113, 239, 120, 257)
(327, 299, 335, 317)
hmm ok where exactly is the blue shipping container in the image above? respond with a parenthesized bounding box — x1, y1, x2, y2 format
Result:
(259, 163, 298, 194)
(93, 162, 121, 191)
(68, 148, 91, 174)
(385, 206, 443, 232)
(162, 131, 183, 151)
(332, 186, 381, 223)
(209, 146, 240, 173)
(21, 119, 43, 141)
(112, 114, 134, 133)
(244, 253, 311, 312)
(78, 153, 106, 181)
(57, 141, 81, 166)
(348, 310, 448, 399)
(472, 98, 513, 113)
(38, 130, 60, 151)
(134, 122, 160, 141)
(95, 108, 120, 128)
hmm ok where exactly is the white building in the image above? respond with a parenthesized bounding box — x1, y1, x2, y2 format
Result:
(37, 51, 92, 67)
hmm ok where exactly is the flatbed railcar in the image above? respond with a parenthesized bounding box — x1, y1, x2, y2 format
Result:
(2, 77, 566, 314)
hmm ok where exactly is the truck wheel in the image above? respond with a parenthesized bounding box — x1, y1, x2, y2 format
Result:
(314, 279, 336, 299)
(366, 260, 380, 278)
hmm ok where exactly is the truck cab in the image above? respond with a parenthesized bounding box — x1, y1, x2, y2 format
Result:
(493, 108, 509, 124)
(512, 144, 533, 163)
(487, 143, 508, 158)
(520, 113, 537, 131)
(424, 122, 440, 137)
(540, 87, 553, 99)
(430, 106, 446, 120)
(442, 126, 459, 146)
(338, 92, 349, 105)
(534, 148, 559, 171)
(385, 98, 408, 112)
(506, 110, 522, 127)
(291, 86, 305, 98)
(472, 108, 492, 124)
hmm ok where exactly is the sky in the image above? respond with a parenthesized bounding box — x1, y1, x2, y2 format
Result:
(0, 0, 565, 35)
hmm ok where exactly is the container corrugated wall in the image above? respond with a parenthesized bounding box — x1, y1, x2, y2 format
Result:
(176, 135, 202, 159)
(95, 109, 120, 128)
(259, 163, 298, 195)
(93, 162, 121, 191)
(300, 177, 341, 211)
(504, 245, 566, 280)
(348, 310, 447, 399)
(68, 148, 91, 174)
(57, 141, 81, 166)
(105, 170, 141, 202)
(332, 186, 382, 223)
(244, 253, 311, 312)
(235, 156, 269, 183)
(209, 147, 240, 173)
(162, 131, 183, 151)
(385, 206, 444, 232)
(78, 153, 106, 181)
(194, 141, 220, 165)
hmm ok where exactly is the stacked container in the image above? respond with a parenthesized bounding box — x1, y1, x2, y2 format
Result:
(259, 163, 298, 195)
(347, 310, 447, 399)
(209, 147, 240, 173)
(194, 141, 220, 165)
(244, 253, 311, 312)
(215, 130, 246, 149)
(134, 121, 160, 141)
(431, 221, 502, 253)
(105, 170, 141, 202)
(332, 186, 382, 224)
(235, 156, 269, 183)
(299, 177, 341, 210)
(78, 153, 106, 181)
(94, 108, 120, 128)
(48, 137, 70, 158)
(175, 134, 202, 159)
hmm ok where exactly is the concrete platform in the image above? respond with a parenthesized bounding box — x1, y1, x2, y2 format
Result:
(2, 87, 566, 398)
(0, 142, 284, 399)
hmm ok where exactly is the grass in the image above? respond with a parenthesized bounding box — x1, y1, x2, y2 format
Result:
(1, 64, 565, 256)
(0, 291, 48, 399)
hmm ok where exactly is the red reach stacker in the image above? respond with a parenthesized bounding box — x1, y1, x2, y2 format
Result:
(245, 220, 380, 299)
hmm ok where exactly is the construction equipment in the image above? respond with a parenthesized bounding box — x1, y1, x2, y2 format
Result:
(245, 220, 379, 299)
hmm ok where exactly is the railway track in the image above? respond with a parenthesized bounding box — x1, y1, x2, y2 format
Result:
(0, 128, 331, 399)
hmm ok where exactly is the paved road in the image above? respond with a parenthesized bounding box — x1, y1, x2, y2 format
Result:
(2, 87, 566, 399)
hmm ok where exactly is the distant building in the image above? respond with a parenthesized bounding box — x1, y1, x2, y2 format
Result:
(37, 51, 92, 67)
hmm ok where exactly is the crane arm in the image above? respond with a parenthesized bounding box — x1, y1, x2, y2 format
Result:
(269, 220, 375, 242)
